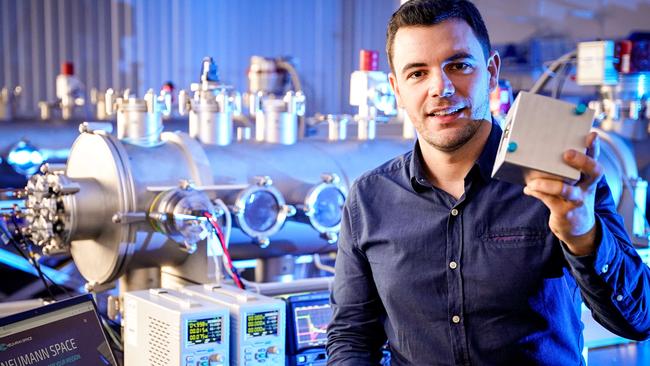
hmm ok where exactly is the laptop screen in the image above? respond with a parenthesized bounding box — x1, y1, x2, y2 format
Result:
(0, 294, 117, 366)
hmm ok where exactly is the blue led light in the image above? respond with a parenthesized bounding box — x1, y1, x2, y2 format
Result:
(6, 140, 44, 176)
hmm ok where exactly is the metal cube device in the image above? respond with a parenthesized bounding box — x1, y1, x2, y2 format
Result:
(492, 91, 595, 185)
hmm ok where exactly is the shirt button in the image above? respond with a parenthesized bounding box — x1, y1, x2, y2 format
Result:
(451, 315, 461, 324)
(601, 264, 609, 273)
(451, 208, 459, 216)
(616, 295, 623, 301)
(449, 261, 458, 270)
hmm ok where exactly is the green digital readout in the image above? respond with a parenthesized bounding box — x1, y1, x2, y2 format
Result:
(246, 310, 279, 338)
(187, 316, 222, 346)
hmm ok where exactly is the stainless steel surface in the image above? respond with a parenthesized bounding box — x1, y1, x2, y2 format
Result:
(253, 91, 305, 145)
(181, 88, 237, 146)
(0, 87, 21, 121)
(179, 57, 239, 146)
(108, 89, 167, 147)
(18, 124, 411, 285)
(597, 72, 650, 141)
(357, 114, 377, 141)
(326, 115, 349, 141)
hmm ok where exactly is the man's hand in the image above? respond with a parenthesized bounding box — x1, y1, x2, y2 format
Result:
(523, 132, 604, 256)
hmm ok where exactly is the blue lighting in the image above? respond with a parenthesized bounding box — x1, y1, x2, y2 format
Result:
(637, 73, 647, 98)
(7, 140, 44, 176)
(0, 249, 73, 284)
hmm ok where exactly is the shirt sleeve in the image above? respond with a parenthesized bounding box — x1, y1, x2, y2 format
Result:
(326, 183, 387, 365)
(562, 177, 650, 340)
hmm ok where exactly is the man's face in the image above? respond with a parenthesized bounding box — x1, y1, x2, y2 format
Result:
(389, 20, 500, 152)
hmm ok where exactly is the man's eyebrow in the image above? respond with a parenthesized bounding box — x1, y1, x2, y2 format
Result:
(400, 53, 477, 75)
(400, 62, 428, 75)
(446, 52, 476, 62)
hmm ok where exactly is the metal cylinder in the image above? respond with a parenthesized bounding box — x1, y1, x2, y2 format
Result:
(237, 125, 252, 141)
(61, 105, 74, 120)
(358, 119, 376, 141)
(265, 111, 297, 145)
(0, 88, 12, 121)
(116, 99, 163, 146)
(119, 268, 161, 293)
(187, 90, 235, 146)
(23, 126, 413, 286)
(61, 131, 206, 284)
(327, 115, 348, 141)
(260, 97, 299, 145)
(254, 255, 295, 282)
(199, 111, 232, 146)
(599, 72, 650, 140)
(38, 102, 51, 120)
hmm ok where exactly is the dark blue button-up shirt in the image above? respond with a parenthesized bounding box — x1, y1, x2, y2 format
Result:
(327, 122, 650, 365)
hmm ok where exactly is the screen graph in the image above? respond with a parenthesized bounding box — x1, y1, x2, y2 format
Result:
(294, 303, 332, 348)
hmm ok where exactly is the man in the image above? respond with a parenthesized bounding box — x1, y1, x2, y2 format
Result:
(326, 0, 650, 365)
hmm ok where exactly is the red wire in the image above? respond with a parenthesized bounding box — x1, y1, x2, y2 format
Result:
(203, 212, 245, 289)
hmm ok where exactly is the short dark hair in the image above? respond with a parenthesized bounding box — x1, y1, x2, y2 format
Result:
(386, 0, 492, 72)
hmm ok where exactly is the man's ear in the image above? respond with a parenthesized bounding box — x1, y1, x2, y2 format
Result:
(389, 72, 403, 108)
(487, 50, 501, 93)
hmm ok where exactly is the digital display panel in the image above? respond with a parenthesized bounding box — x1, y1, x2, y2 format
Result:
(187, 317, 222, 346)
(246, 311, 279, 338)
(294, 303, 332, 349)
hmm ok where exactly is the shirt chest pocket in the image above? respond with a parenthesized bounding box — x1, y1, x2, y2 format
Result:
(480, 226, 548, 248)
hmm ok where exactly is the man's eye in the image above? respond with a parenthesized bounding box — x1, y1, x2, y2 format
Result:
(449, 63, 473, 72)
(407, 71, 424, 80)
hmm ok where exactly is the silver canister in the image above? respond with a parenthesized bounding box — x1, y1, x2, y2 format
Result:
(111, 90, 164, 147)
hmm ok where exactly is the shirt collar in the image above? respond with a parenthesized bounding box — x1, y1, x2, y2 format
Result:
(409, 140, 432, 192)
(408, 120, 503, 192)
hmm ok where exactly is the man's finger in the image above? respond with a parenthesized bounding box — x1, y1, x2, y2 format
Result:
(523, 186, 566, 209)
(526, 179, 583, 203)
(563, 150, 603, 186)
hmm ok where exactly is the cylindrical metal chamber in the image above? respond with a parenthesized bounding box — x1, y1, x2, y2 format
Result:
(57, 130, 214, 285)
(22, 125, 412, 284)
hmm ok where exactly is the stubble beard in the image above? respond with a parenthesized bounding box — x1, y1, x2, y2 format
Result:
(418, 97, 490, 153)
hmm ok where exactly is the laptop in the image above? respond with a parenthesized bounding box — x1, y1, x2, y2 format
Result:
(0, 294, 118, 366)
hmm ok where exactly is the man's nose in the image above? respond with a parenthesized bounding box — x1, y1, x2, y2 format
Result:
(427, 70, 455, 98)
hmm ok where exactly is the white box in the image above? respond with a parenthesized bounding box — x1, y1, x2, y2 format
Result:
(576, 41, 618, 86)
(182, 284, 286, 366)
(492, 91, 595, 185)
(349, 70, 388, 106)
(123, 288, 230, 366)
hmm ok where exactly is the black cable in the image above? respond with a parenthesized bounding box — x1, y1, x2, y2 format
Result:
(5, 216, 57, 300)
(3, 231, 56, 300)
